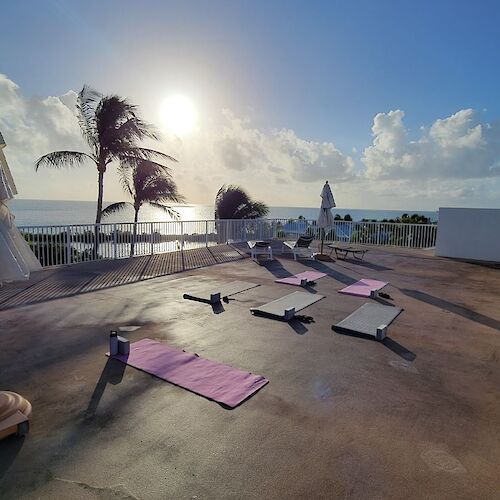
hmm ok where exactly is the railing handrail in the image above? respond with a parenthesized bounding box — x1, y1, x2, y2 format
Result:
(18, 218, 438, 230)
(18, 218, 438, 268)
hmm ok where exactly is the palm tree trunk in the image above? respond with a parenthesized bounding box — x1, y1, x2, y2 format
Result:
(95, 169, 105, 224)
(130, 207, 139, 257)
(93, 168, 105, 259)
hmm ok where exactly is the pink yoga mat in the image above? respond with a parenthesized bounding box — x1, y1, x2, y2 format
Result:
(338, 279, 388, 297)
(109, 338, 268, 408)
(275, 271, 327, 286)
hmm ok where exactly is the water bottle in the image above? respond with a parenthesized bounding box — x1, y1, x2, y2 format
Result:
(109, 330, 118, 355)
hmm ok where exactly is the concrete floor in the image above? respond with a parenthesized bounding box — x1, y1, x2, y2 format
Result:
(0, 245, 499, 499)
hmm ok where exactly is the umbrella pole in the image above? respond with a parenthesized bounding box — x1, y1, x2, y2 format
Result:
(315, 227, 333, 261)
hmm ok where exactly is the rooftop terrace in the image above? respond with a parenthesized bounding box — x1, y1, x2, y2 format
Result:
(0, 244, 499, 499)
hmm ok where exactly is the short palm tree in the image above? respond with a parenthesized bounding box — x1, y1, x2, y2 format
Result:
(35, 85, 175, 227)
(214, 185, 269, 219)
(102, 159, 184, 256)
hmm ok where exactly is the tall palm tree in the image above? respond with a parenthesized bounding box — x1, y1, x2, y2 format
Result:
(214, 185, 269, 219)
(102, 159, 184, 256)
(35, 85, 176, 229)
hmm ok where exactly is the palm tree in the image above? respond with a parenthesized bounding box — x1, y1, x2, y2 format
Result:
(214, 185, 269, 219)
(35, 85, 175, 254)
(102, 159, 184, 256)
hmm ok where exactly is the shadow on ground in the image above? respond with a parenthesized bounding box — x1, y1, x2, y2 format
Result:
(338, 259, 393, 272)
(300, 259, 358, 286)
(259, 259, 294, 279)
(0, 245, 244, 312)
(86, 357, 128, 418)
(333, 328, 416, 361)
(400, 288, 500, 331)
(0, 436, 25, 481)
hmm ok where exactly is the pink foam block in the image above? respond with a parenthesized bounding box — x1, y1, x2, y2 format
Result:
(275, 271, 327, 286)
(338, 279, 388, 297)
(108, 338, 268, 408)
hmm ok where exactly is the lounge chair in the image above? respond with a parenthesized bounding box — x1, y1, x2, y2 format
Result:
(247, 240, 273, 261)
(327, 244, 368, 261)
(283, 235, 315, 260)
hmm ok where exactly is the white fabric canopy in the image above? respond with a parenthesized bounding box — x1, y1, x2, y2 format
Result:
(0, 135, 17, 200)
(317, 181, 336, 229)
(0, 136, 41, 285)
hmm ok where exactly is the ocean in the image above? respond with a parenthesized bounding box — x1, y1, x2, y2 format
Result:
(8, 199, 438, 227)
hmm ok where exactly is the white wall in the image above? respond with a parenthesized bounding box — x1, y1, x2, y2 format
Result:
(436, 207, 500, 263)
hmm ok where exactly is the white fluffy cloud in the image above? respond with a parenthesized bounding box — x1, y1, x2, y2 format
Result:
(0, 74, 93, 200)
(214, 111, 355, 182)
(362, 109, 500, 180)
(1, 73, 499, 209)
(0, 75, 83, 154)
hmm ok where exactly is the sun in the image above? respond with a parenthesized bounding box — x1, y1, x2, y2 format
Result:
(160, 94, 197, 135)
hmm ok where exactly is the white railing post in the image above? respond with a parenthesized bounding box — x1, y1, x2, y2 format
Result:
(17, 219, 440, 268)
(65, 225, 72, 265)
(113, 224, 117, 259)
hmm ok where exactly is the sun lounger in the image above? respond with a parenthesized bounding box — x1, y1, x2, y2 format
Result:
(247, 240, 273, 260)
(332, 303, 403, 341)
(275, 271, 327, 287)
(338, 279, 388, 298)
(283, 235, 315, 260)
(183, 281, 259, 304)
(250, 291, 324, 321)
(328, 244, 368, 261)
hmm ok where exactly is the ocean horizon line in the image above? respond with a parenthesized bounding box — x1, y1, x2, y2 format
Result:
(9, 199, 439, 227)
(10, 198, 439, 213)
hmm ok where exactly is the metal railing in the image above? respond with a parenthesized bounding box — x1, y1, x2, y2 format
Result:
(19, 218, 438, 268)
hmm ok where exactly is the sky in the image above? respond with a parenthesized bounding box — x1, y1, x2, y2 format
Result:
(1, 0, 500, 210)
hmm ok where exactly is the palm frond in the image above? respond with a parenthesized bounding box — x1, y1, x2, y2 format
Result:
(141, 182, 184, 205)
(118, 159, 185, 210)
(76, 85, 101, 150)
(138, 174, 184, 203)
(119, 155, 176, 176)
(35, 151, 94, 170)
(101, 201, 133, 217)
(147, 201, 180, 220)
(116, 164, 134, 198)
(214, 184, 268, 219)
(247, 201, 269, 218)
(96, 96, 163, 160)
(115, 116, 160, 142)
(117, 148, 177, 164)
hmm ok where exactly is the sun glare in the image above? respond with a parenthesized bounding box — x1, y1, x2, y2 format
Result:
(160, 94, 197, 135)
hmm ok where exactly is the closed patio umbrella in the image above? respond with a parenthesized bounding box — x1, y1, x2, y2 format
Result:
(0, 132, 41, 285)
(315, 180, 336, 260)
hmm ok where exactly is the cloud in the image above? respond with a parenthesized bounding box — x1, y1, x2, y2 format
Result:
(214, 110, 355, 182)
(362, 109, 500, 180)
(1, 73, 499, 210)
(0, 74, 91, 199)
(0, 74, 82, 151)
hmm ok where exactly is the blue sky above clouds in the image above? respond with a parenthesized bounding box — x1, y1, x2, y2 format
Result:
(1, 0, 499, 209)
